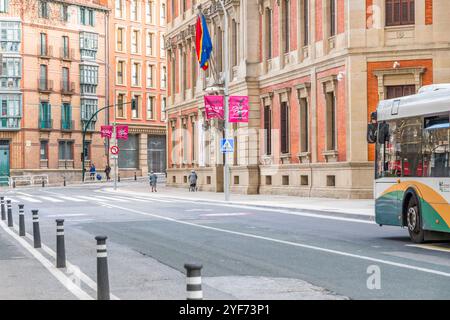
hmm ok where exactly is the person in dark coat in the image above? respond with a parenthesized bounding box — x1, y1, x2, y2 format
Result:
(104, 164, 111, 181)
(149, 171, 158, 192)
(188, 170, 198, 192)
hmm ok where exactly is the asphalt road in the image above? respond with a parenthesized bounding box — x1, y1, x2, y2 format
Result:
(1, 182, 450, 300)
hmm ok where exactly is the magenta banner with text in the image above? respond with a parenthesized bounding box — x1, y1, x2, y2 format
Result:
(229, 96, 249, 123)
(100, 125, 113, 139)
(116, 125, 129, 140)
(204, 96, 224, 120)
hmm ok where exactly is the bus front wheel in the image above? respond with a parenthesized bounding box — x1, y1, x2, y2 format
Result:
(406, 194, 425, 244)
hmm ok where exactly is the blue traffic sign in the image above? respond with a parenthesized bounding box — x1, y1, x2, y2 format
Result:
(220, 139, 234, 153)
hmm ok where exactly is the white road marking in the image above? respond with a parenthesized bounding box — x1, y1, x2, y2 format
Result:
(201, 213, 251, 217)
(16, 196, 42, 203)
(186, 209, 213, 212)
(94, 195, 130, 203)
(407, 244, 450, 253)
(56, 196, 87, 202)
(46, 214, 88, 218)
(0, 221, 93, 300)
(66, 219, 95, 223)
(105, 202, 450, 278)
(37, 196, 64, 203)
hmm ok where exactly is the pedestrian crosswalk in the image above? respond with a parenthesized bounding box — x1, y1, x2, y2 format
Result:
(2, 193, 180, 205)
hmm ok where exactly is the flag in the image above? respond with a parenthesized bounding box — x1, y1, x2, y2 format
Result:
(195, 14, 213, 71)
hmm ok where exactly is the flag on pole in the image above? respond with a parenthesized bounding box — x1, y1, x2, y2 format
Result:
(195, 14, 213, 71)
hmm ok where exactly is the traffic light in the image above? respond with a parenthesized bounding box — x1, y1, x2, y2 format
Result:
(131, 98, 136, 110)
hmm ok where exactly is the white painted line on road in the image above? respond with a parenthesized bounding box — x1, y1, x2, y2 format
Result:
(66, 219, 95, 223)
(105, 203, 450, 279)
(46, 214, 88, 218)
(201, 213, 252, 217)
(0, 221, 93, 300)
(16, 196, 42, 203)
(407, 244, 450, 253)
(186, 209, 213, 212)
(37, 196, 64, 203)
(94, 195, 130, 203)
(57, 196, 87, 202)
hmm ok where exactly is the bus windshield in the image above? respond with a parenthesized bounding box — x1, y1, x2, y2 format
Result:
(376, 116, 450, 179)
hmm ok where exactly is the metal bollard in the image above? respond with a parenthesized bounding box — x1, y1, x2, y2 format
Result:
(184, 263, 203, 300)
(63, 177, 66, 187)
(118, 174, 120, 182)
(0, 197, 5, 221)
(6, 200, 13, 227)
(18, 204, 25, 236)
(32, 210, 41, 248)
(96, 236, 110, 300)
(56, 219, 66, 268)
(134, 172, 137, 181)
(42, 180, 45, 187)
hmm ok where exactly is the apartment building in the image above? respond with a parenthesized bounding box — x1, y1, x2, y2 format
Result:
(0, 0, 109, 184)
(109, 0, 167, 178)
(165, 0, 450, 198)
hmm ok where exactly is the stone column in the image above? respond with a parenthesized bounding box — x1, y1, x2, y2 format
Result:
(139, 133, 148, 176)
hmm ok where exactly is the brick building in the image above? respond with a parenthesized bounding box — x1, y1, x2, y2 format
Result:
(165, 0, 450, 198)
(108, 0, 167, 178)
(0, 0, 109, 185)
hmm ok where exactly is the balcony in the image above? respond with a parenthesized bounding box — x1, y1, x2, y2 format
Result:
(38, 45, 53, 58)
(60, 48, 75, 61)
(61, 119, 74, 131)
(39, 119, 53, 130)
(60, 81, 75, 95)
(0, 117, 21, 130)
(38, 79, 53, 93)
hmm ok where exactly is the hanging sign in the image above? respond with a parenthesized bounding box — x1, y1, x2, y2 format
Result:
(229, 96, 249, 123)
(116, 125, 129, 140)
(204, 96, 224, 120)
(100, 125, 113, 139)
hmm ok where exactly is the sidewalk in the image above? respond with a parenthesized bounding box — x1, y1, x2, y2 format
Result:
(107, 183, 375, 217)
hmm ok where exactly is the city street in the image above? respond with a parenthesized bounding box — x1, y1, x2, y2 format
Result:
(1, 182, 449, 300)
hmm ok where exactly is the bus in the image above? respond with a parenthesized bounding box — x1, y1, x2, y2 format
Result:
(367, 84, 450, 243)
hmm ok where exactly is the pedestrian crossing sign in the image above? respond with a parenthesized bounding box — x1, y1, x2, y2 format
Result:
(220, 139, 234, 153)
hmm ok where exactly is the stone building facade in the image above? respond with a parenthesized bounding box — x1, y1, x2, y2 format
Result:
(0, 0, 109, 184)
(165, 0, 450, 198)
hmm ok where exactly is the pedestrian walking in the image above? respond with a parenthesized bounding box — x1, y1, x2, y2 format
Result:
(89, 163, 96, 181)
(188, 170, 198, 192)
(104, 164, 111, 181)
(149, 171, 158, 192)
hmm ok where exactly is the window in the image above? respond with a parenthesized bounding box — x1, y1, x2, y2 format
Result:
(423, 116, 450, 178)
(81, 98, 98, 131)
(386, 85, 416, 99)
(117, 93, 125, 117)
(147, 95, 154, 119)
(39, 1, 49, 19)
(330, 0, 336, 36)
(146, 32, 154, 55)
(116, 27, 124, 51)
(160, 3, 166, 25)
(115, 0, 124, 18)
(62, 67, 69, 91)
(386, 0, 415, 26)
(282, 0, 290, 53)
(131, 95, 140, 118)
(40, 141, 48, 160)
(147, 64, 154, 87)
(39, 101, 52, 129)
(131, 30, 140, 54)
(161, 66, 167, 88)
(146, 1, 153, 23)
(80, 64, 98, 94)
(160, 35, 165, 57)
(61, 103, 72, 130)
(0, 94, 21, 129)
(130, 0, 139, 21)
(39, 64, 47, 90)
(80, 7, 95, 26)
(118, 134, 139, 168)
(40, 33, 47, 56)
(79, 32, 98, 60)
(0, 21, 21, 52)
(117, 60, 124, 84)
(61, 4, 69, 22)
(0, 56, 21, 89)
(303, 0, 309, 46)
(326, 92, 336, 150)
(161, 97, 166, 120)
(265, 8, 272, 59)
(264, 105, 271, 155)
(280, 102, 289, 154)
(299, 98, 309, 152)
(132, 62, 141, 86)
(0, 0, 8, 13)
(58, 141, 74, 160)
(62, 36, 69, 59)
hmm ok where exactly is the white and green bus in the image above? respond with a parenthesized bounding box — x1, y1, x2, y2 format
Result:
(367, 84, 450, 243)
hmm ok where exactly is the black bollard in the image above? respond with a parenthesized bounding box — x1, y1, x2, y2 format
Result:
(118, 174, 120, 182)
(134, 172, 137, 181)
(18, 204, 25, 236)
(6, 200, 13, 227)
(12, 180, 15, 188)
(0, 197, 5, 221)
(42, 180, 45, 187)
(184, 263, 203, 300)
(96, 236, 110, 300)
(63, 177, 66, 187)
(32, 210, 41, 248)
(56, 219, 66, 268)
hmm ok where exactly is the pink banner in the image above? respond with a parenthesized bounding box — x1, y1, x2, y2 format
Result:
(229, 96, 249, 123)
(204, 96, 224, 120)
(100, 125, 113, 139)
(116, 125, 129, 140)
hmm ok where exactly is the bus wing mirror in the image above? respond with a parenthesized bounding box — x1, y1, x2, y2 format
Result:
(367, 123, 377, 144)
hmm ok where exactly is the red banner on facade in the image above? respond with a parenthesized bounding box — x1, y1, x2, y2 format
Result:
(100, 125, 113, 138)
(204, 96, 224, 120)
(229, 96, 249, 123)
(116, 125, 129, 140)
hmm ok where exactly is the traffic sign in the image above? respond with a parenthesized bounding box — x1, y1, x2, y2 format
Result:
(110, 146, 120, 155)
(220, 139, 234, 153)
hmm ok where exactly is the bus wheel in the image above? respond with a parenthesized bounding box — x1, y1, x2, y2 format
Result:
(406, 194, 425, 244)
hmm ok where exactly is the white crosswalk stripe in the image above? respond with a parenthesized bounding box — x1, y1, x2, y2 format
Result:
(37, 196, 64, 203)
(16, 196, 42, 203)
(5, 197, 18, 203)
(55, 196, 87, 202)
(94, 195, 130, 203)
